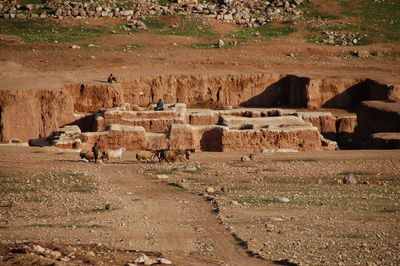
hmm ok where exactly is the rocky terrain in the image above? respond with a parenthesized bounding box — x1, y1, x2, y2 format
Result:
(0, 0, 303, 28)
(0, 146, 399, 265)
(0, 0, 399, 265)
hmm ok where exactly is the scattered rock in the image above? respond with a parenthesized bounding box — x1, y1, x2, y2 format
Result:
(33, 245, 45, 254)
(49, 250, 62, 259)
(343, 173, 357, 184)
(241, 155, 250, 161)
(217, 39, 224, 48)
(206, 187, 215, 193)
(275, 196, 290, 203)
(157, 174, 169, 179)
(157, 258, 172, 264)
(134, 253, 158, 265)
(268, 216, 285, 222)
(184, 166, 197, 172)
(230, 200, 239, 205)
(221, 186, 229, 192)
(70, 45, 80, 49)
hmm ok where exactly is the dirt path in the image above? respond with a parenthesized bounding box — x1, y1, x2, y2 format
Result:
(0, 146, 270, 265)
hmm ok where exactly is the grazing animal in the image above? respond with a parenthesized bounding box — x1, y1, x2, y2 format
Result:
(106, 147, 126, 160)
(157, 149, 195, 163)
(80, 150, 95, 162)
(161, 150, 179, 163)
(136, 150, 155, 162)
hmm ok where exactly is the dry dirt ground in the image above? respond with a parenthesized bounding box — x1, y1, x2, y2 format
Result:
(0, 16, 399, 91)
(0, 146, 399, 265)
(1, 1, 400, 264)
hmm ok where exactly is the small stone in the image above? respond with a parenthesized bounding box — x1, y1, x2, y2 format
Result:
(157, 258, 172, 264)
(70, 45, 80, 49)
(88, 43, 95, 47)
(241, 155, 250, 161)
(206, 187, 215, 193)
(105, 204, 111, 210)
(317, 178, 323, 184)
(268, 216, 284, 222)
(86, 251, 95, 256)
(352, 39, 358, 44)
(230, 200, 239, 205)
(249, 154, 256, 160)
(157, 174, 169, 179)
(221, 186, 229, 192)
(171, 42, 178, 46)
(49, 251, 62, 259)
(185, 166, 197, 172)
(217, 39, 224, 48)
(33, 245, 45, 253)
(275, 196, 290, 203)
(343, 173, 357, 184)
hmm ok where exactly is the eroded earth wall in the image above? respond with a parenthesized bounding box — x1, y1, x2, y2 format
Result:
(0, 89, 75, 142)
(0, 74, 399, 142)
(353, 101, 400, 148)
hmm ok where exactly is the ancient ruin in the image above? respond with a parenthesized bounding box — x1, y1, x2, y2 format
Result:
(1, 73, 398, 152)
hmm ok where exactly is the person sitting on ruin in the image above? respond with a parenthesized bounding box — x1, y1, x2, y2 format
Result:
(155, 99, 164, 111)
(92, 142, 100, 163)
(107, 73, 117, 83)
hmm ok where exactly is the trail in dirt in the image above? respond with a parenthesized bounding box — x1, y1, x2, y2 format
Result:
(99, 164, 270, 265)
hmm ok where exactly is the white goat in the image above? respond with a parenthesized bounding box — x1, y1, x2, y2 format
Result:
(106, 147, 126, 161)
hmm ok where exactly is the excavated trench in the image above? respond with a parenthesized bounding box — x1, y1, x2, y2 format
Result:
(0, 73, 399, 150)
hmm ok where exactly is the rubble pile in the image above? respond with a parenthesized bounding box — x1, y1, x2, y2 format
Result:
(0, 0, 303, 27)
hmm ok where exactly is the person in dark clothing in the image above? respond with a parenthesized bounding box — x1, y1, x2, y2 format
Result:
(92, 142, 100, 163)
(107, 73, 117, 83)
(155, 99, 164, 111)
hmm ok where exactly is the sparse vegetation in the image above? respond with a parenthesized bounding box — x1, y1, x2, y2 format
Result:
(306, 0, 400, 45)
(230, 25, 296, 42)
(0, 170, 97, 197)
(235, 196, 280, 206)
(187, 42, 237, 49)
(160, 16, 219, 38)
(0, 19, 109, 43)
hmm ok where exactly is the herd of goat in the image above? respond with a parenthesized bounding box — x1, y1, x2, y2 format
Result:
(79, 147, 196, 163)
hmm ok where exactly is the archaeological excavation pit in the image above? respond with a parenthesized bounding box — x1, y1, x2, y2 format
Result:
(0, 73, 399, 152)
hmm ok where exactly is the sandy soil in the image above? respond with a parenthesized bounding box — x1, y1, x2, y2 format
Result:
(0, 146, 399, 265)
